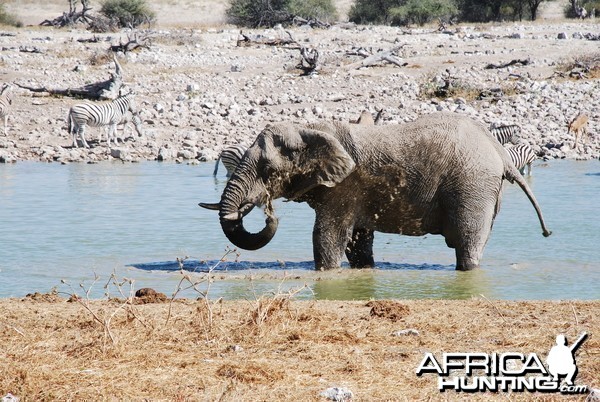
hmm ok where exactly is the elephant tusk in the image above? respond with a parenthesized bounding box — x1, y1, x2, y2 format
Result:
(199, 202, 221, 210)
(221, 202, 256, 221)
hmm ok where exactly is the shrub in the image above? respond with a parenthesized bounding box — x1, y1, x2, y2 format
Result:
(563, 0, 600, 18)
(389, 0, 458, 26)
(226, 0, 337, 27)
(0, 3, 22, 27)
(100, 0, 155, 28)
(348, 0, 401, 25)
(287, 0, 338, 23)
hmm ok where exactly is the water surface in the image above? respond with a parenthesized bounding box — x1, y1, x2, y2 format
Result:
(0, 160, 598, 300)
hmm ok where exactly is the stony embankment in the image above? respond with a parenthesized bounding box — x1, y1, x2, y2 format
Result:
(0, 21, 599, 164)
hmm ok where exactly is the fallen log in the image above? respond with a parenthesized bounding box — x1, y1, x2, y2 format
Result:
(16, 55, 124, 100)
(291, 16, 330, 29)
(345, 45, 407, 69)
(236, 30, 300, 48)
(77, 35, 103, 43)
(485, 58, 531, 69)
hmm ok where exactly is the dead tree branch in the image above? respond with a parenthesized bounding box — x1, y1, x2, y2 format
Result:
(345, 45, 407, 69)
(77, 35, 103, 43)
(16, 55, 124, 100)
(292, 16, 331, 29)
(236, 30, 300, 48)
(110, 33, 150, 53)
(296, 47, 320, 75)
(485, 58, 531, 69)
(40, 0, 96, 28)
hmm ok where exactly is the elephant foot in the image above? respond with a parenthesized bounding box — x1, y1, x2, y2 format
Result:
(455, 252, 481, 271)
(346, 228, 375, 268)
(346, 254, 375, 269)
(455, 262, 479, 271)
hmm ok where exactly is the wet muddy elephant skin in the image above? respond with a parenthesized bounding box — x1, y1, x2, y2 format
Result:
(200, 112, 551, 271)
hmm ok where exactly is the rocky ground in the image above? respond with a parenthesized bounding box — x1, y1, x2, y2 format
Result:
(0, 15, 599, 165)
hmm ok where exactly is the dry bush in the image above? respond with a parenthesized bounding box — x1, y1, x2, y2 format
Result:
(249, 295, 291, 326)
(556, 52, 600, 80)
(421, 71, 520, 101)
(89, 51, 114, 66)
(420, 72, 483, 100)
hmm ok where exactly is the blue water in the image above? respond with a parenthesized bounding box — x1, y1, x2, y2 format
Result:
(0, 160, 599, 300)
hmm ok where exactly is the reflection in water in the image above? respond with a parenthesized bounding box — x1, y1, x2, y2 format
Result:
(0, 160, 599, 300)
(128, 259, 503, 301)
(313, 271, 377, 300)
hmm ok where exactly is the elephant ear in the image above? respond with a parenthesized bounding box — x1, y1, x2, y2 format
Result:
(287, 127, 356, 200)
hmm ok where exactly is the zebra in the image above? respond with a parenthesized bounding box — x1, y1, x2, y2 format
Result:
(67, 92, 138, 148)
(213, 144, 247, 177)
(489, 124, 521, 144)
(109, 111, 144, 144)
(505, 143, 537, 176)
(0, 83, 12, 136)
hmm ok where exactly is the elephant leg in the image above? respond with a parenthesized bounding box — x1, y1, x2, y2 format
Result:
(453, 207, 495, 271)
(442, 196, 501, 271)
(312, 213, 352, 271)
(345, 228, 375, 268)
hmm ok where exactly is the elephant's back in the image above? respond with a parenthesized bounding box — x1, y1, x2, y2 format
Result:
(357, 113, 502, 168)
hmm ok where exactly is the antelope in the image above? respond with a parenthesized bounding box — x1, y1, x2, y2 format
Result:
(567, 113, 589, 148)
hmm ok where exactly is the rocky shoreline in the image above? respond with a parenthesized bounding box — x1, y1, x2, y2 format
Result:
(0, 21, 599, 164)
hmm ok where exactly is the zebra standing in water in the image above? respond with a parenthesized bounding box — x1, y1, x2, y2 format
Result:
(0, 83, 12, 136)
(68, 92, 138, 148)
(213, 144, 247, 177)
(490, 124, 521, 144)
(505, 143, 537, 176)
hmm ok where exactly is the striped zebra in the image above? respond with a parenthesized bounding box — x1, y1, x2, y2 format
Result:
(0, 83, 12, 136)
(505, 143, 537, 176)
(213, 144, 247, 177)
(110, 111, 144, 144)
(489, 124, 521, 144)
(68, 92, 138, 148)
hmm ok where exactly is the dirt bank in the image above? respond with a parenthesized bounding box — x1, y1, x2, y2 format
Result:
(0, 9, 599, 164)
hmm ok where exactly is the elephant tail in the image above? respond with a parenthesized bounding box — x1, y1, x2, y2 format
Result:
(504, 163, 552, 237)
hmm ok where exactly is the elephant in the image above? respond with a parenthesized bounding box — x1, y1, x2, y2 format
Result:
(200, 112, 552, 271)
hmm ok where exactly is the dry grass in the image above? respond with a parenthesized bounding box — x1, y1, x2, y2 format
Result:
(556, 52, 600, 80)
(0, 295, 597, 401)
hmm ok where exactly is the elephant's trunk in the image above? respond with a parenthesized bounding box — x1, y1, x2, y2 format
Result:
(218, 161, 279, 250)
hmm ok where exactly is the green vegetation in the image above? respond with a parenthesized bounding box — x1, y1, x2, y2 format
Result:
(349, 0, 549, 25)
(564, 0, 600, 18)
(288, 0, 338, 23)
(100, 0, 155, 28)
(226, 0, 337, 27)
(0, 3, 22, 27)
(389, 0, 458, 26)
